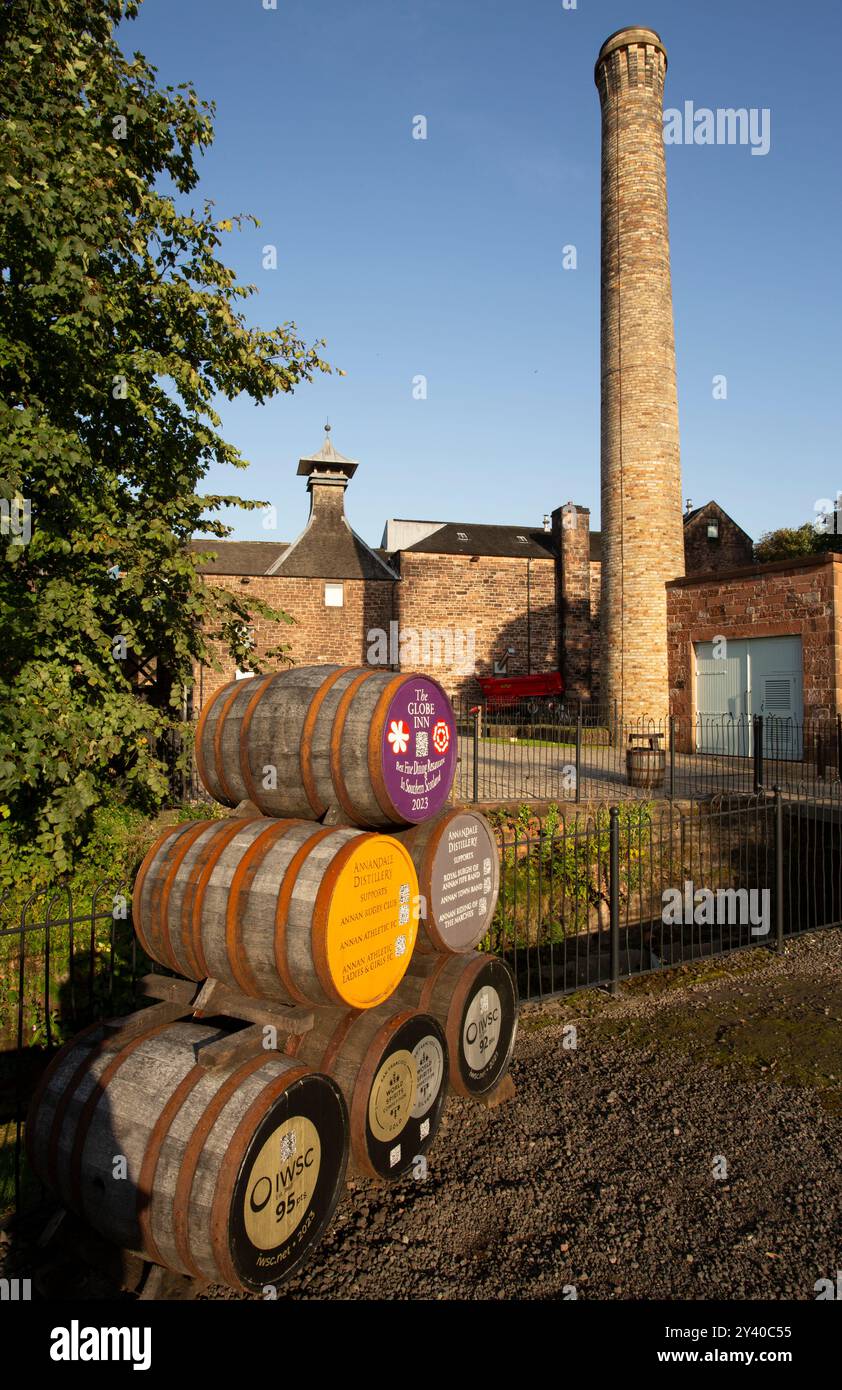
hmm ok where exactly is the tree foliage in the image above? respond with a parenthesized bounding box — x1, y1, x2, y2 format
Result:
(0, 0, 335, 873)
(753, 521, 841, 565)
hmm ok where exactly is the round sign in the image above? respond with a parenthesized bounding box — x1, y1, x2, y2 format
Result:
(380, 677, 457, 823)
(361, 1013, 449, 1179)
(427, 812, 499, 951)
(229, 1073, 348, 1291)
(411, 1034, 446, 1119)
(456, 958, 518, 1095)
(322, 836, 419, 1009)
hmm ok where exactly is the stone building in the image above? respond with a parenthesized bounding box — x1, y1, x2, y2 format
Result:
(188, 26, 841, 733)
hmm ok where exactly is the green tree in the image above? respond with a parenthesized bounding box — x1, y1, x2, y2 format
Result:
(0, 0, 336, 875)
(754, 521, 840, 564)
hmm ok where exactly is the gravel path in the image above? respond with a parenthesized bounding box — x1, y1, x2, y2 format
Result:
(4, 928, 840, 1301)
(274, 928, 842, 1301)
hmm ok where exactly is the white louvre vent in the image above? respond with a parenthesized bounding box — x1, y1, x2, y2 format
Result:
(764, 678, 791, 711)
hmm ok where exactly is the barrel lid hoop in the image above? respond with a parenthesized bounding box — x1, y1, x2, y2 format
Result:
(210, 1064, 311, 1291)
(193, 679, 233, 799)
(69, 1020, 177, 1214)
(132, 824, 186, 960)
(172, 1051, 274, 1279)
(443, 956, 489, 1097)
(225, 819, 299, 997)
(367, 674, 416, 824)
(349, 1009, 417, 1179)
(135, 1062, 208, 1270)
(310, 832, 378, 1007)
(330, 671, 380, 827)
(237, 673, 275, 805)
(300, 666, 357, 817)
(213, 682, 250, 806)
(273, 826, 340, 1007)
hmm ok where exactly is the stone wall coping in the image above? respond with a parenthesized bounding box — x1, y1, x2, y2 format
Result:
(666, 551, 840, 589)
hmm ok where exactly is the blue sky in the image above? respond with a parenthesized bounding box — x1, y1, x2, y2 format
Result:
(124, 0, 842, 548)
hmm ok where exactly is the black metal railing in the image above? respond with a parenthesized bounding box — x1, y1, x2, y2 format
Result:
(452, 698, 842, 804)
(486, 787, 842, 1003)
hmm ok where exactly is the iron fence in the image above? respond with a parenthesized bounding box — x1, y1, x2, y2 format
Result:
(487, 787, 842, 1003)
(451, 698, 842, 805)
(4, 784, 841, 1221)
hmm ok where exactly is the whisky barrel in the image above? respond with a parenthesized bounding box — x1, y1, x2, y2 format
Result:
(195, 666, 457, 827)
(133, 818, 419, 1010)
(26, 1016, 349, 1293)
(391, 953, 518, 1097)
(393, 810, 500, 954)
(286, 1005, 448, 1181)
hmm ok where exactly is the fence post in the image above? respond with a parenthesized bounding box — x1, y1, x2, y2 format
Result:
(753, 715, 764, 794)
(668, 715, 675, 801)
(575, 712, 582, 804)
(774, 786, 785, 953)
(609, 805, 620, 996)
(472, 706, 480, 804)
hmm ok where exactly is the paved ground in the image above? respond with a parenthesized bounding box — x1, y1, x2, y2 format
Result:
(4, 927, 840, 1300)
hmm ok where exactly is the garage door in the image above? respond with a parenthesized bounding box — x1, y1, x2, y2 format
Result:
(695, 636, 803, 757)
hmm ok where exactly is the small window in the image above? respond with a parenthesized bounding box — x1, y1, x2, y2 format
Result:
(325, 582, 344, 607)
(707, 520, 719, 541)
(516, 534, 528, 543)
(456, 531, 468, 542)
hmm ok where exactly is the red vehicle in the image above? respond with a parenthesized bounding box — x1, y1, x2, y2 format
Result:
(477, 671, 565, 711)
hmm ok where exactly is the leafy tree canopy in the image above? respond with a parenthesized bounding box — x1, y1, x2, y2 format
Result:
(754, 521, 841, 564)
(0, 0, 335, 875)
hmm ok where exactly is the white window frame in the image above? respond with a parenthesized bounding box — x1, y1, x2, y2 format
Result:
(324, 582, 344, 608)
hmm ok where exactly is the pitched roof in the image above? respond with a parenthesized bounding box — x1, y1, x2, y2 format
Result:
(266, 513, 398, 580)
(188, 540, 289, 575)
(401, 523, 556, 560)
(683, 500, 753, 543)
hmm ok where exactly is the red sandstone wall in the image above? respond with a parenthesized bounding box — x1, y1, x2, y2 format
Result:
(667, 556, 841, 732)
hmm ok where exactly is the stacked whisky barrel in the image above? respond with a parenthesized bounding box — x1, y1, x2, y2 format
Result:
(28, 666, 517, 1294)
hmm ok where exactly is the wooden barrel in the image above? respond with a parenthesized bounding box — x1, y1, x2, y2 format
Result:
(393, 810, 500, 954)
(391, 953, 518, 1097)
(194, 666, 457, 827)
(26, 1016, 349, 1293)
(286, 1005, 448, 1181)
(133, 818, 419, 1010)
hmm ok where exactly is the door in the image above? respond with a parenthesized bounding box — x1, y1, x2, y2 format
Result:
(695, 638, 750, 754)
(695, 636, 803, 758)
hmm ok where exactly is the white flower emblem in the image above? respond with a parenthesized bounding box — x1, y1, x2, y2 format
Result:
(387, 719, 410, 754)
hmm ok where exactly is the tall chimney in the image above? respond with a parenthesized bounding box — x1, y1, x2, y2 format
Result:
(595, 28, 685, 727)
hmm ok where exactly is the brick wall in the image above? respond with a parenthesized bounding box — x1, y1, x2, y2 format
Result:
(667, 554, 842, 738)
(193, 574, 394, 710)
(395, 552, 558, 702)
(684, 504, 753, 574)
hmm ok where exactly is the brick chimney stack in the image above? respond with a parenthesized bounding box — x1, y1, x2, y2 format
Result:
(595, 28, 685, 726)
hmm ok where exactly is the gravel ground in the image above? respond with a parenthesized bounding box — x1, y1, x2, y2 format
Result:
(4, 928, 841, 1301)
(275, 928, 842, 1301)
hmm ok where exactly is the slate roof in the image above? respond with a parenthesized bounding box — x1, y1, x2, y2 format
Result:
(683, 501, 753, 543)
(401, 523, 556, 560)
(188, 540, 289, 575)
(265, 513, 398, 580)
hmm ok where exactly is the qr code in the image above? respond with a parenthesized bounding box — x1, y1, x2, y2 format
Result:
(399, 882, 410, 904)
(483, 857, 492, 875)
(399, 902, 410, 926)
(420, 1118, 430, 1139)
(279, 1130, 296, 1162)
(389, 1144, 402, 1167)
(395, 932, 407, 955)
(479, 990, 489, 1014)
(483, 875, 492, 894)
(478, 897, 488, 917)
(415, 731, 429, 757)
